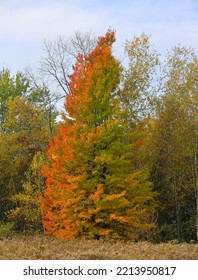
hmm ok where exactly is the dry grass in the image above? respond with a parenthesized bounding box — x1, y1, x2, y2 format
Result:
(0, 235, 197, 260)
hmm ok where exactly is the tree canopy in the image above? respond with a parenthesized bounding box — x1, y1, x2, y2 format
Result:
(0, 29, 197, 242)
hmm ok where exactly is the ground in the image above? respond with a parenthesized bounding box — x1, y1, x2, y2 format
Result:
(0, 235, 198, 259)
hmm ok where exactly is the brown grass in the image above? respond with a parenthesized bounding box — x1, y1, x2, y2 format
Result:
(0, 235, 197, 260)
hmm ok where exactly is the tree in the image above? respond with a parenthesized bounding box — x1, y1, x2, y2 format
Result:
(8, 152, 46, 233)
(0, 97, 50, 223)
(0, 67, 57, 136)
(120, 33, 159, 127)
(148, 46, 198, 242)
(40, 30, 96, 95)
(40, 30, 156, 240)
(24, 68, 58, 138)
(0, 68, 29, 131)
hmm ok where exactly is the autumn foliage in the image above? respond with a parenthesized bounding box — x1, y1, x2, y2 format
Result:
(39, 30, 156, 240)
(1, 30, 197, 243)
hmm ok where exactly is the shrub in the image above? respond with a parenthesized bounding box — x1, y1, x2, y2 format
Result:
(0, 222, 14, 238)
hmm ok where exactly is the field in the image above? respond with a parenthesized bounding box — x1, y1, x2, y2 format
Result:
(0, 235, 198, 260)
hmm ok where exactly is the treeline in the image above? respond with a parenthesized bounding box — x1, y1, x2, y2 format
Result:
(0, 29, 197, 242)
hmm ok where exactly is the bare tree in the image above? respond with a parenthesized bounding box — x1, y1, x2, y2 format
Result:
(24, 30, 96, 130)
(24, 66, 60, 138)
(40, 30, 96, 96)
(68, 30, 97, 58)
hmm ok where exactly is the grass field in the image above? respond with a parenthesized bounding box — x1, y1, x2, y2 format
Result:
(0, 235, 198, 260)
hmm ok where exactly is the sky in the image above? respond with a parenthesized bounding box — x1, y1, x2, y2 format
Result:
(0, 0, 198, 74)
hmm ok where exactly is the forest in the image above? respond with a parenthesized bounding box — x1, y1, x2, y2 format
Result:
(0, 29, 197, 243)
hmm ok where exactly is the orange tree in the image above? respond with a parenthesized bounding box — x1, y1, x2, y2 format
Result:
(40, 30, 156, 240)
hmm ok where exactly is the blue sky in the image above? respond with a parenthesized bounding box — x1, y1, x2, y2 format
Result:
(0, 0, 198, 73)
